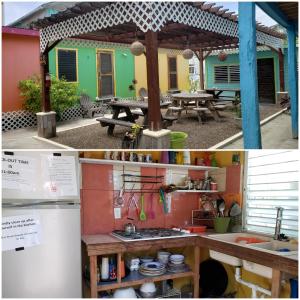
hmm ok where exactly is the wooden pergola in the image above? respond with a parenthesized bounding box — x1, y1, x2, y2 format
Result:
(31, 1, 285, 143)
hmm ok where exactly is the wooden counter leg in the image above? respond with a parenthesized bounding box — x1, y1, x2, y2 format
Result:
(193, 245, 200, 298)
(117, 253, 122, 283)
(271, 269, 281, 298)
(90, 255, 98, 298)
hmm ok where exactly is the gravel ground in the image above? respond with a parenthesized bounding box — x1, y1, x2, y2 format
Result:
(50, 104, 281, 149)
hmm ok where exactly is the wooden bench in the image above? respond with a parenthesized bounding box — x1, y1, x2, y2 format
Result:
(165, 106, 183, 122)
(193, 107, 209, 124)
(97, 118, 135, 135)
(163, 115, 178, 127)
(131, 110, 144, 117)
(213, 104, 227, 111)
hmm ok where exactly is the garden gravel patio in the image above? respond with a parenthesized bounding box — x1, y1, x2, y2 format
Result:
(49, 104, 281, 149)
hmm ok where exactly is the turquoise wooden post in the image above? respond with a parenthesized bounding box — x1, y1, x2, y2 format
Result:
(238, 2, 262, 149)
(287, 24, 298, 138)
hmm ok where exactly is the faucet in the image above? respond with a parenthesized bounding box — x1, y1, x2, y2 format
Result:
(274, 207, 284, 240)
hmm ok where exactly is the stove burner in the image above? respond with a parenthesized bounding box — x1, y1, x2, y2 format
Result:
(112, 228, 189, 241)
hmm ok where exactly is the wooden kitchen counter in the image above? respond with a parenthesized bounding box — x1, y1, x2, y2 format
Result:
(82, 234, 298, 298)
(82, 234, 200, 298)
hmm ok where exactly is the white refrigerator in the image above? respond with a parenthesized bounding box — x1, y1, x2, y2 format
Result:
(2, 151, 82, 298)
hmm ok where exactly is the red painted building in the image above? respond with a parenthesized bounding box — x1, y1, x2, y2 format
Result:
(2, 27, 40, 112)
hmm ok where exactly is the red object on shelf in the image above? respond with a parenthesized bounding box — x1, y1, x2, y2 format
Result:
(235, 237, 267, 244)
(184, 225, 207, 233)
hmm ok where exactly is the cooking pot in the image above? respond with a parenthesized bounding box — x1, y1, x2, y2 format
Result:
(124, 222, 136, 235)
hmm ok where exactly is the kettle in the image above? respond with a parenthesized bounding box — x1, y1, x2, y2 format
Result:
(124, 220, 136, 235)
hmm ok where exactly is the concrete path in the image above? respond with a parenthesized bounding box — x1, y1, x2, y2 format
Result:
(221, 113, 298, 149)
(2, 118, 98, 149)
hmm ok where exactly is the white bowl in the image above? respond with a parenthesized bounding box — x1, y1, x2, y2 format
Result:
(113, 287, 137, 298)
(140, 282, 156, 293)
(170, 254, 184, 261)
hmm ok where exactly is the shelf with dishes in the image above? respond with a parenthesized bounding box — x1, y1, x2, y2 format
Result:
(96, 270, 195, 291)
(175, 189, 219, 193)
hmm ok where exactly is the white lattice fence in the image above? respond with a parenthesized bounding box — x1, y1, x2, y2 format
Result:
(2, 110, 37, 131)
(40, 2, 283, 52)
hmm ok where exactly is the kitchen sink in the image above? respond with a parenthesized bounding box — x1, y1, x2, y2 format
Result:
(247, 240, 298, 256)
(207, 233, 271, 267)
(207, 233, 298, 278)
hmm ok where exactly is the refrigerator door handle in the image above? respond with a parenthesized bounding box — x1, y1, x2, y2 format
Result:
(2, 200, 78, 208)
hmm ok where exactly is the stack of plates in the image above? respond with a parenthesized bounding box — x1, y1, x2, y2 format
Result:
(139, 262, 166, 277)
(167, 262, 190, 273)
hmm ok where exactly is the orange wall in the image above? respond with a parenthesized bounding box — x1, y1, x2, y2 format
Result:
(81, 163, 242, 235)
(2, 33, 40, 112)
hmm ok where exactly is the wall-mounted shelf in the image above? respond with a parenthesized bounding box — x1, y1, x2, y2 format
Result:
(175, 190, 219, 193)
(79, 158, 219, 171)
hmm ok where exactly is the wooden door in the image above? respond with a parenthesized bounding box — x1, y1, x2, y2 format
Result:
(257, 58, 275, 103)
(97, 51, 114, 97)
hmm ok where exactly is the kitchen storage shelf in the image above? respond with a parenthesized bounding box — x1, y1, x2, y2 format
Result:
(96, 270, 194, 291)
(79, 158, 219, 171)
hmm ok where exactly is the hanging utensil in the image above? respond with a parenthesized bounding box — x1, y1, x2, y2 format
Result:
(139, 194, 147, 221)
(229, 202, 242, 217)
(159, 188, 168, 214)
(149, 193, 155, 219)
(218, 201, 225, 217)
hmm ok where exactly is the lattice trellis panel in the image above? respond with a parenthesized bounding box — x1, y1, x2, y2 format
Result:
(2, 110, 37, 131)
(40, 2, 283, 53)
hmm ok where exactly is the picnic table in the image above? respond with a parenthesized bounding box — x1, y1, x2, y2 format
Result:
(171, 92, 222, 122)
(205, 88, 241, 101)
(97, 100, 171, 135)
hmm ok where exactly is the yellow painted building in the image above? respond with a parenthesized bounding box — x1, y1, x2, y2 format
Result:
(134, 48, 190, 95)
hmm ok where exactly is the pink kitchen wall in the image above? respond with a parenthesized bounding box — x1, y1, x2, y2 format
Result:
(81, 163, 242, 235)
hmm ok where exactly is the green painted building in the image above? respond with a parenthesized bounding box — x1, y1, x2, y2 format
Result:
(49, 39, 136, 99)
(205, 47, 291, 103)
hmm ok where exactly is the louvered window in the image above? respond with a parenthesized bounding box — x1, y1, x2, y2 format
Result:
(97, 51, 114, 97)
(214, 65, 240, 83)
(168, 57, 178, 89)
(245, 150, 299, 237)
(57, 49, 77, 82)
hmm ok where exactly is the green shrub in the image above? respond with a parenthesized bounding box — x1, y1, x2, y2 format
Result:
(19, 75, 80, 120)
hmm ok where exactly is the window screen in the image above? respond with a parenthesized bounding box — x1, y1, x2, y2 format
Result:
(214, 66, 228, 83)
(168, 57, 178, 89)
(98, 51, 114, 97)
(245, 150, 299, 237)
(214, 65, 240, 83)
(57, 49, 77, 82)
(229, 65, 240, 82)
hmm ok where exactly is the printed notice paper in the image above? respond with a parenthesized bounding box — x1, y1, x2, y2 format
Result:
(2, 155, 38, 191)
(41, 155, 78, 196)
(2, 215, 42, 251)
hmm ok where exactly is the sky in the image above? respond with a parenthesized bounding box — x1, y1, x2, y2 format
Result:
(2, 1, 278, 27)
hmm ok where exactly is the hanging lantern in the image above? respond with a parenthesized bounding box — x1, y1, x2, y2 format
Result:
(130, 41, 145, 56)
(218, 51, 228, 61)
(182, 48, 194, 60)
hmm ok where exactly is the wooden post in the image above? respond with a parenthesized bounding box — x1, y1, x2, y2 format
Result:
(238, 2, 262, 149)
(145, 31, 161, 131)
(89, 255, 98, 298)
(193, 245, 200, 298)
(287, 24, 298, 138)
(40, 52, 51, 112)
(199, 50, 205, 90)
(271, 269, 281, 297)
(278, 49, 285, 92)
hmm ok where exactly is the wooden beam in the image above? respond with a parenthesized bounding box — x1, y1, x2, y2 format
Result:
(271, 269, 281, 297)
(238, 2, 262, 148)
(40, 44, 51, 112)
(145, 31, 162, 131)
(198, 50, 205, 90)
(278, 49, 285, 91)
(287, 23, 298, 138)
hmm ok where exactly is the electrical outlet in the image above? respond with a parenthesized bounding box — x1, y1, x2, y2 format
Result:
(114, 207, 121, 219)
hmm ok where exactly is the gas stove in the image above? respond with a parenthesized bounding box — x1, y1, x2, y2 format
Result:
(111, 228, 196, 242)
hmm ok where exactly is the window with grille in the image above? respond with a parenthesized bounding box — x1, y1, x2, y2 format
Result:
(189, 65, 195, 74)
(57, 49, 77, 82)
(244, 150, 299, 237)
(168, 57, 178, 89)
(97, 51, 114, 97)
(214, 65, 240, 83)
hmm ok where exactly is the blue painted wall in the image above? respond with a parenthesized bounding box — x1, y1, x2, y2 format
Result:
(205, 50, 282, 97)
